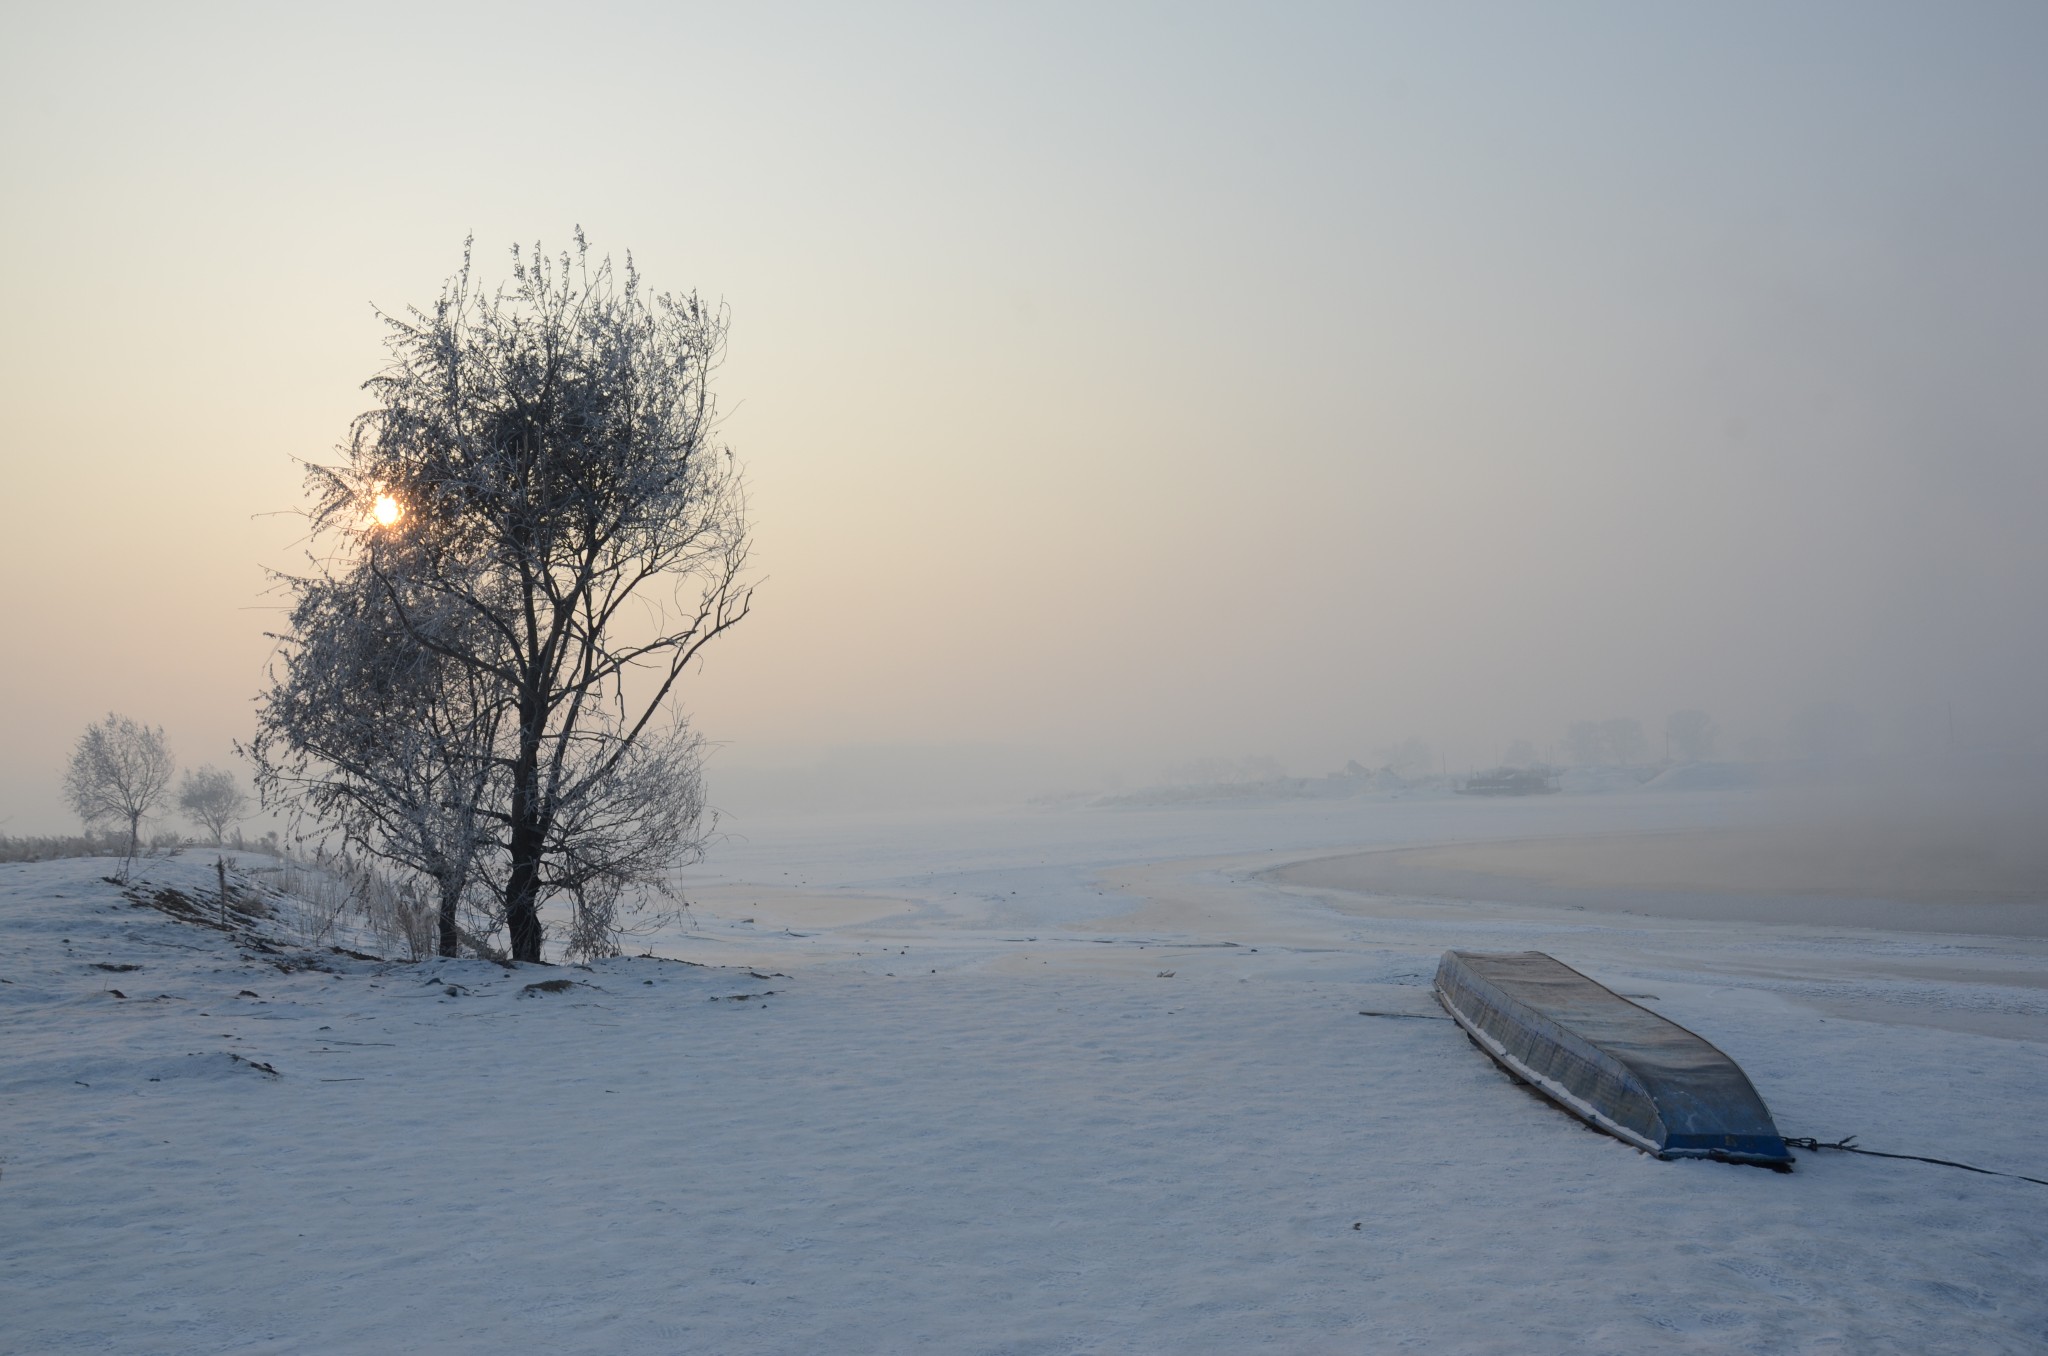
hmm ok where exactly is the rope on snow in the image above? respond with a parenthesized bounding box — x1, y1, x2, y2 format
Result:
(1785, 1135, 2048, 1188)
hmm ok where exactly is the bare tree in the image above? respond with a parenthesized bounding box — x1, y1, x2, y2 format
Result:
(251, 563, 504, 957)
(1664, 710, 1719, 763)
(259, 233, 751, 963)
(177, 766, 250, 845)
(546, 718, 709, 960)
(64, 714, 175, 864)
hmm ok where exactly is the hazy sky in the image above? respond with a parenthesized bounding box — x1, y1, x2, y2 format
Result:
(5, 3, 2046, 827)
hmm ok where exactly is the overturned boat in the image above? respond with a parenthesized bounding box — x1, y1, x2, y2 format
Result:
(1435, 950, 1794, 1168)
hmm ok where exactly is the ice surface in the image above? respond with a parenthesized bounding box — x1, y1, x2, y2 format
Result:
(3, 793, 2045, 1353)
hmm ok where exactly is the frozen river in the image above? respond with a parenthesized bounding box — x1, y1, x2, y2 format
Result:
(6, 787, 2046, 1353)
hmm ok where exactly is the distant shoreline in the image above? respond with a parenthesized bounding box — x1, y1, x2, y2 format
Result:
(1266, 827, 2048, 938)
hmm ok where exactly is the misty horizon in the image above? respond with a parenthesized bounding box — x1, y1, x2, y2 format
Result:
(6, 4, 2046, 833)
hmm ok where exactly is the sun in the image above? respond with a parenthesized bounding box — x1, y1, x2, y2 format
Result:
(372, 493, 402, 527)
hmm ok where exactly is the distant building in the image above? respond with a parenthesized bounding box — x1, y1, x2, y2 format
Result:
(1456, 767, 1560, 796)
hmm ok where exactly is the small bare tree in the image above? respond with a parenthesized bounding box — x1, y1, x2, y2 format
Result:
(64, 714, 175, 865)
(178, 766, 250, 845)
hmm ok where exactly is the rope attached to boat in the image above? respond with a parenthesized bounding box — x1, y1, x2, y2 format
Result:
(1785, 1135, 2048, 1188)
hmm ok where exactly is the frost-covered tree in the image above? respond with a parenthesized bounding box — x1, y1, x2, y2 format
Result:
(252, 564, 504, 957)
(64, 714, 175, 861)
(255, 234, 751, 963)
(178, 765, 250, 845)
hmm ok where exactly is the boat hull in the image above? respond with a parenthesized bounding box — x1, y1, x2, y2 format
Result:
(1434, 950, 1793, 1168)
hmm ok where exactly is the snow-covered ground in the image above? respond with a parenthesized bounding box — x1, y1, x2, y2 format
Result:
(5, 792, 2046, 1353)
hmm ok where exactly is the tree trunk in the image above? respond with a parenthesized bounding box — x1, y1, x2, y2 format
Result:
(505, 831, 545, 962)
(437, 877, 461, 958)
(505, 701, 547, 963)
